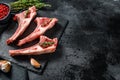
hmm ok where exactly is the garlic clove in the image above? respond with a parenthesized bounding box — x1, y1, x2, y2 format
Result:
(30, 58, 41, 68)
(0, 60, 11, 73)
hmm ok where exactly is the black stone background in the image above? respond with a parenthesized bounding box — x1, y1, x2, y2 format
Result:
(1, 0, 120, 80)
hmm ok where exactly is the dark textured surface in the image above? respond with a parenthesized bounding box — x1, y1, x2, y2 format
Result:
(0, 58, 28, 80)
(1, 0, 120, 80)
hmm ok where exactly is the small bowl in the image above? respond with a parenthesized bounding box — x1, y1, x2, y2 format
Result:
(0, 3, 11, 24)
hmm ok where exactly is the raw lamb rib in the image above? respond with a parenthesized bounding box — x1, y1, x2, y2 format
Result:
(6, 6, 37, 44)
(9, 35, 58, 56)
(17, 17, 58, 46)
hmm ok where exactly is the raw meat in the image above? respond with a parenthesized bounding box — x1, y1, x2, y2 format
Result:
(9, 35, 58, 56)
(6, 6, 37, 44)
(17, 17, 58, 46)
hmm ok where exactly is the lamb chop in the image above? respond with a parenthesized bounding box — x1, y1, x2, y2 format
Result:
(17, 17, 58, 46)
(9, 35, 58, 56)
(6, 6, 37, 44)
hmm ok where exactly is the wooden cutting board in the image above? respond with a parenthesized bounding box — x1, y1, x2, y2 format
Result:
(0, 11, 68, 74)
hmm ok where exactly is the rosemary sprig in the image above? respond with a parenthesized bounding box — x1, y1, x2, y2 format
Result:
(10, 0, 51, 12)
(25, 9, 29, 18)
(40, 41, 54, 48)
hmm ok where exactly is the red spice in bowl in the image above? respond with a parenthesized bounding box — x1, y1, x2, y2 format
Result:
(0, 3, 11, 24)
(0, 4, 9, 20)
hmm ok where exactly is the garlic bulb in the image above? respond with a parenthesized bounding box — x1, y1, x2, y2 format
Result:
(0, 60, 11, 73)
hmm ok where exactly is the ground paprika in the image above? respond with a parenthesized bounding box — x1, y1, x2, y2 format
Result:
(0, 4, 9, 19)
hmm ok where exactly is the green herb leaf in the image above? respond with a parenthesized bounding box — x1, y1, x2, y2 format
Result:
(40, 41, 54, 48)
(25, 9, 29, 18)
